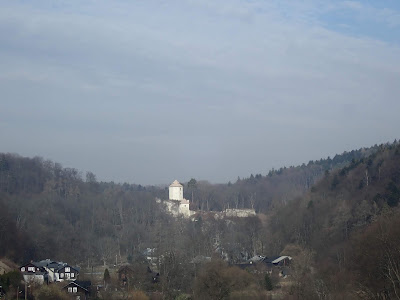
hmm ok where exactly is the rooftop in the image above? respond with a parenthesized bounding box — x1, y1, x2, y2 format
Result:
(170, 180, 182, 187)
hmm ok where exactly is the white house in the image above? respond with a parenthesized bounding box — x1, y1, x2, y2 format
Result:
(54, 264, 79, 282)
(20, 260, 80, 284)
(20, 262, 46, 285)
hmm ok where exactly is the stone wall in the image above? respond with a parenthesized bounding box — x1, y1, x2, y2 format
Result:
(224, 208, 256, 217)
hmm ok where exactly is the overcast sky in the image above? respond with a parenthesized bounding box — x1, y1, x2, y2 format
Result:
(1, 0, 400, 185)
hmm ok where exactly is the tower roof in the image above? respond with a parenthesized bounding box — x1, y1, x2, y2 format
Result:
(170, 180, 183, 187)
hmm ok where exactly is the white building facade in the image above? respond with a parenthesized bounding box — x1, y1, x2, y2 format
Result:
(169, 180, 184, 201)
(157, 180, 194, 218)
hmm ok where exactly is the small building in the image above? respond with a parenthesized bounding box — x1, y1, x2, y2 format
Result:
(147, 266, 160, 283)
(55, 264, 80, 282)
(232, 255, 292, 277)
(20, 262, 47, 285)
(45, 261, 64, 282)
(63, 280, 91, 300)
(118, 264, 135, 286)
(248, 255, 266, 263)
(265, 256, 292, 266)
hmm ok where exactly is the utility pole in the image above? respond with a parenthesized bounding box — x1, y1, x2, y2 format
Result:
(25, 282, 27, 300)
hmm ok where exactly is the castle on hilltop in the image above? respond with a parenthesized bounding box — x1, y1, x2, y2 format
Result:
(156, 179, 256, 219)
(156, 180, 194, 218)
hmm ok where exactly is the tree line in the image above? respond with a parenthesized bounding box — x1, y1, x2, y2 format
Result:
(1, 141, 399, 298)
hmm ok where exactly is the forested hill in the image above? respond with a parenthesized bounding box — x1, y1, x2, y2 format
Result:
(267, 141, 400, 298)
(185, 143, 384, 213)
(0, 153, 165, 263)
(0, 154, 155, 195)
(0, 141, 394, 266)
(1, 142, 400, 298)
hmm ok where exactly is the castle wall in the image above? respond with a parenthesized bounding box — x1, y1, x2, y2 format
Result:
(224, 208, 256, 217)
(169, 186, 183, 201)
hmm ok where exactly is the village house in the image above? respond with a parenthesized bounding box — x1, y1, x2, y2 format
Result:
(117, 264, 134, 286)
(20, 259, 80, 284)
(63, 280, 91, 300)
(264, 256, 292, 267)
(55, 264, 80, 281)
(41, 260, 61, 282)
(233, 255, 292, 278)
(20, 262, 47, 285)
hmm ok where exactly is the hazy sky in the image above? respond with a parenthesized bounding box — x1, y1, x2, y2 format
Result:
(1, 1, 400, 185)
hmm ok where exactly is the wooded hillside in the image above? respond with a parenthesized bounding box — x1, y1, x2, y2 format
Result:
(268, 142, 400, 299)
(1, 141, 399, 298)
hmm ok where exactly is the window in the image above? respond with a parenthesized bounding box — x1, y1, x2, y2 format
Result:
(60, 273, 64, 278)
(28, 267, 35, 272)
(73, 287, 77, 293)
(21, 267, 25, 272)
(68, 287, 72, 293)
(71, 273, 75, 278)
(65, 267, 70, 272)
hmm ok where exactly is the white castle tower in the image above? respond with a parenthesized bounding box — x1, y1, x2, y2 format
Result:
(169, 180, 183, 201)
(158, 179, 191, 218)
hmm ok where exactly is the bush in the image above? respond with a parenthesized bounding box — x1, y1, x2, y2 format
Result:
(194, 260, 254, 299)
(0, 270, 23, 293)
(34, 284, 69, 300)
(129, 290, 149, 300)
(104, 268, 111, 283)
(265, 273, 273, 291)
